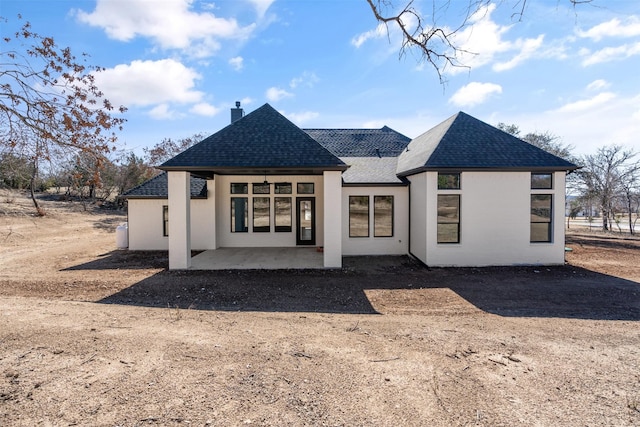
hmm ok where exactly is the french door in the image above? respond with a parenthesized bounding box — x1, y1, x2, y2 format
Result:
(296, 197, 315, 245)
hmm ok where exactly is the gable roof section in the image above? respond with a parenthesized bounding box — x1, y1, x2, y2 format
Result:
(305, 126, 411, 157)
(160, 104, 346, 173)
(121, 172, 207, 199)
(397, 112, 578, 176)
(340, 157, 407, 185)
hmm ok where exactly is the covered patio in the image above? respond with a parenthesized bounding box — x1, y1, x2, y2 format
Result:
(190, 247, 325, 270)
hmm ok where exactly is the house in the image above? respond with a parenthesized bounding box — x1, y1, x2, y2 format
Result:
(122, 103, 578, 269)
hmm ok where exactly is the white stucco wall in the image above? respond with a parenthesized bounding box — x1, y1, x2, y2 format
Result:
(407, 173, 428, 264)
(415, 170, 567, 267)
(341, 186, 409, 256)
(323, 171, 343, 267)
(214, 175, 325, 248)
(126, 185, 215, 251)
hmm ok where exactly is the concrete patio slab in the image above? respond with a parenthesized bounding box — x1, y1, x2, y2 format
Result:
(190, 247, 325, 270)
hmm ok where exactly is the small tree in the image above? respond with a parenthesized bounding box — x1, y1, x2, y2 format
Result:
(113, 152, 154, 195)
(0, 152, 32, 189)
(1, 16, 126, 214)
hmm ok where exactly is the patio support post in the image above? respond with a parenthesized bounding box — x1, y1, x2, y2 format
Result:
(168, 171, 191, 269)
(323, 170, 342, 268)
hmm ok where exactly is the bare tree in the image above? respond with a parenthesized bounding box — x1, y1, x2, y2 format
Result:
(578, 146, 638, 233)
(0, 16, 126, 214)
(497, 123, 575, 161)
(365, 0, 594, 80)
(143, 133, 206, 168)
(617, 162, 640, 235)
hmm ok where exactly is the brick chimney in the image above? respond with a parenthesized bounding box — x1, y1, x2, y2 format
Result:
(230, 101, 244, 123)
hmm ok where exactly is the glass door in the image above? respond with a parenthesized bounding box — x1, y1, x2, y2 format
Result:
(296, 197, 315, 245)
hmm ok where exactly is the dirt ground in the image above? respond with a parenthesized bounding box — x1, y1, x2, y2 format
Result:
(0, 190, 639, 426)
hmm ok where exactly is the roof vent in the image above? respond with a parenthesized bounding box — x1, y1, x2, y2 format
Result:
(231, 101, 244, 123)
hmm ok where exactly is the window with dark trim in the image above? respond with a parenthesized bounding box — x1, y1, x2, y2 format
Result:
(349, 196, 369, 237)
(297, 183, 314, 194)
(374, 196, 393, 237)
(231, 197, 248, 232)
(275, 197, 292, 232)
(437, 195, 460, 243)
(438, 173, 461, 190)
(531, 173, 553, 189)
(162, 205, 169, 237)
(275, 183, 292, 194)
(231, 183, 248, 194)
(531, 194, 552, 242)
(253, 183, 270, 194)
(253, 197, 270, 232)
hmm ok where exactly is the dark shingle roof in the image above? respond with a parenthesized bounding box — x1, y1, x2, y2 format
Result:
(341, 157, 406, 185)
(305, 126, 410, 157)
(397, 112, 579, 176)
(121, 172, 207, 199)
(160, 104, 346, 172)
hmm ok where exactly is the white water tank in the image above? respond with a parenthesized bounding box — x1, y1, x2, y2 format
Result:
(116, 222, 128, 249)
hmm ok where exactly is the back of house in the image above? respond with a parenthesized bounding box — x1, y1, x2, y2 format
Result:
(122, 103, 577, 269)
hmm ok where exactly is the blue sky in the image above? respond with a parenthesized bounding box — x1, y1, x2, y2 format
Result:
(2, 0, 640, 158)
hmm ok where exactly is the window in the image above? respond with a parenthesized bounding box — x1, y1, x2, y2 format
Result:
(438, 173, 460, 190)
(253, 183, 270, 194)
(231, 183, 248, 194)
(253, 197, 270, 232)
(162, 205, 169, 237)
(297, 183, 314, 194)
(231, 197, 248, 232)
(374, 196, 393, 237)
(437, 195, 460, 243)
(275, 197, 292, 232)
(531, 194, 552, 242)
(349, 196, 369, 237)
(531, 173, 552, 189)
(275, 182, 292, 194)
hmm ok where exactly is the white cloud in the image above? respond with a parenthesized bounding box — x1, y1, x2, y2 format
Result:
(229, 56, 244, 71)
(554, 92, 617, 113)
(265, 87, 293, 102)
(492, 92, 640, 155)
(351, 23, 387, 48)
(248, 0, 275, 18)
(447, 4, 512, 72)
(190, 102, 220, 117)
(75, 0, 256, 57)
(587, 79, 610, 91)
(149, 103, 179, 120)
(581, 41, 640, 66)
(289, 71, 319, 89)
(446, 4, 547, 74)
(493, 35, 544, 72)
(285, 110, 319, 125)
(577, 17, 640, 41)
(449, 82, 502, 107)
(93, 59, 203, 109)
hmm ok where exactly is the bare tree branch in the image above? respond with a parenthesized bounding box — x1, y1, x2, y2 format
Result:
(1, 16, 127, 214)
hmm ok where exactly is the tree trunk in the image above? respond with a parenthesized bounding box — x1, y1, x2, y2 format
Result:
(628, 197, 635, 235)
(29, 174, 43, 216)
(29, 158, 43, 215)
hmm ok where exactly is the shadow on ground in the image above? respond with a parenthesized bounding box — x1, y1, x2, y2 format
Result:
(63, 250, 169, 270)
(87, 254, 640, 320)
